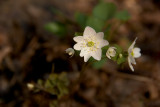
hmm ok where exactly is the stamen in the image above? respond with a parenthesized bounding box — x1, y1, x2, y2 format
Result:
(131, 49, 134, 56)
(87, 41, 94, 47)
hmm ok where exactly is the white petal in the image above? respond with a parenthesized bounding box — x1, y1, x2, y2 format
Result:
(80, 48, 89, 57)
(98, 40, 109, 48)
(65, 48, 75, 56)
(91, 49, 102, 61)
(106, 47, 116, 59)
(65, 48, 73, 53)
(84, 54, 91, 62)
(134, 47, 140, 52)
(110, 47, 116, 49)
(129, 55, 136, 64)
(128, 57, 134, 71)
(134, 53, 141, 58)
(73, 36, 84, 42)
(83, 26, 96, 38)
(128, 37, 137, 52)
(110, 51, 116, 57)
(106, 53, 111, 59)
(73, 43, 82, 50)
(96, 32, 104, 39)
(133, 47, 141, 58)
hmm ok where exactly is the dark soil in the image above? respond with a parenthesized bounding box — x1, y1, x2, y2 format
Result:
(0, 0, 160, 107)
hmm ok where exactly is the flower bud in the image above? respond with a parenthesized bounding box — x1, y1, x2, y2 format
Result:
(106, 47, 116, 59)
(65, 48, 75, 57)
(27, 83, 34, 90)
(119, 53, 123, 58)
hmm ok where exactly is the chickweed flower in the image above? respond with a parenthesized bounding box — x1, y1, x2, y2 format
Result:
(128, 38, 141, 71)
(106, 47, 116, 59)
(73, 26, 109, 62)
(65, 48, 75, 57)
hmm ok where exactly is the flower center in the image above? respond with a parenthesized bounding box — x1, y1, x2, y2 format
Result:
(87, 41, 94, 47)
(109, 49, 113, 54)
(131, 49, 134, 56)
(69, 52, 72, 55)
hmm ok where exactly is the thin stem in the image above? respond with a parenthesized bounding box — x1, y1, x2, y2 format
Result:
(104, 70, 152, 83)
(78, 56, 107, 81)
(78, 62, 88, 82)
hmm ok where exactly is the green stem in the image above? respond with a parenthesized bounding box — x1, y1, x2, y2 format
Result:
(78, 62, 88, 82)
(76, 56, 107, 85)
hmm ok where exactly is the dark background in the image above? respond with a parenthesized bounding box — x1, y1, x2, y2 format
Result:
(0, 0, 160, 107)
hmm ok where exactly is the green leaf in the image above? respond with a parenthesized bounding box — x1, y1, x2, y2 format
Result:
(104, 24, 111, 39)
(57, 82, 68, 99)
(44, 22, 66, 37)
(115, 10, 130, 21)
(46, 88, 58, 95)
(86, 16, 105, 32)
(36, 72, 69, 99)
(45, 80, 52, 88)
(93, 2, 117, 21)
(49, 101, 58, 107)
(75, 12, 87, 29)
(92, 58, 107, 69)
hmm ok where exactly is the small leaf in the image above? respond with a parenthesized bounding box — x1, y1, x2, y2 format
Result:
(93, 2, 117, 21)
(86, 16, 105, 32)
(46, 88, 58, 95)
(45, 80, 52, 88)
(104, 24, 111, 39)
(115, 10, 130, 21)
(44, 22, 66, 37)
(36, 72, 69, 99)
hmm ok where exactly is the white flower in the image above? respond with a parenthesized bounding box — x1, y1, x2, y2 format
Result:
(73, 26, 109, 62)
(27, 83, 34, 90)
(65, 48, 75, 57)
(128, 38, 141, 71)
(106, 47, 116, 59)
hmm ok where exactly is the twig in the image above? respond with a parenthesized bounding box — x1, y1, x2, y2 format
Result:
(105, 70, 152, 83)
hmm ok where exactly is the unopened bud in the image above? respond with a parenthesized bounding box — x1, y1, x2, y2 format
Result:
(65, 48, 75, 57)
(106, 47, 116, 59)
(119, 54, 123, 58)
(27, 83, 34, 90)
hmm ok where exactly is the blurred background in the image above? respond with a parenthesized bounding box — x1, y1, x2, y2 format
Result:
(0, 0, 160, 107)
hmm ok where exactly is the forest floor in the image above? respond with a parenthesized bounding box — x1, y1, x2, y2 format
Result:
(0, 0, 160, 107)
